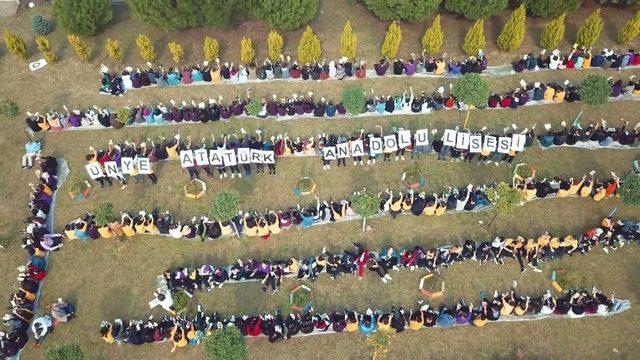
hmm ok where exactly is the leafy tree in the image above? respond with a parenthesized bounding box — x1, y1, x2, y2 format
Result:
(526, 0, 581, 18)
(350, 191, 381, 231)
(485, 182, 524, 227)
(340, 20, 357, 60)
(127, 0, 239, 30)
(36, 36, 59, 63)
(203, 327, 248, 360)
(462, 19, 485, 56)
(32, 14, 52, 35)
(453, 73, 490, 107)
(250, 0, 318, 31)
(267, 30, 283, 61)
(93, 202, 115, 226)
(497, 3, 526, 51)
(362, 0, 441, 22)
(576, 9, 604, 48)
(240, 37, 255, 64)
(204, 36, 220, 61)
(341, 87, 366, 114)
(297, 26, 322, 64)
(53, 0, 112, 36)
(105, 38, 124, 62)
(540, 13, 565, 49)
(422, 14, 443, 56)
(209, 191, 240, 222)
(445, 0, 508, 20)
(579, 75, 611, 107)
(619, 173, 640, 205)
(617, 10, 640, 44)
(66, 34, 92, 63)
(168, 41, 184, 63)
(3, 28, 28, 59)
(45, 343, 85, 360)
(136, 34, 156, 62)
(380, 21, 402, 58)
(0, 98, 19, 118)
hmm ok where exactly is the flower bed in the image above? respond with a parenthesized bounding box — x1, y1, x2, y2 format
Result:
(184, 179, 207, 199)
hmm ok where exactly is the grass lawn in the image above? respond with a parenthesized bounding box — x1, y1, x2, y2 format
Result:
(0, 1, 639, 360)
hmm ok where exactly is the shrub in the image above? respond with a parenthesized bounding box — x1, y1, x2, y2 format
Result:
(380, 21, 402, 58)
(202, 327, 248, 360)
(53, 0, 112, 36)
(540, 14, 565, 49)
(462, 20, 485, 57)
(452, 73, 490, 107)
(45, 343, 85, 360)
(579, 75, 611, 107)
(66, 34, 92, 63)
(209, 191, 240, 222)
(617, 10, 640, 44)
(340, 20, 357, 60)
(297, 26, 321, 64)
(526, 0, 581, 18)
(172, 291, 189, 313)
(168, 41, 184, 63)
(114, 107, 132, 124)
(362, 0, 441, 22)
(422, 14, 443, 56)
(250, 0, 318, 31)
(0, 98, 19, 118)
(93, 202, 114, 226)
(204, 36, 219, 62)
(136, 34, 156, 62)
(291, 287, 312, 307)
(240, 37, 255, 64)
(32, 14, 52, 35)
(445, 0, 507, 20)
(246, 100, 263, 116)
(35, 36, 58, 63)
(3, 28, 28, 59)
(267, 30, 283, 61)
(341, 87, 366, 114)
(497, 3, 526, 51)
(576, 9, 604, 48)
(105, 38, 124, 62)
(619, 172, 640, 205)
(127, 0, 238, 30)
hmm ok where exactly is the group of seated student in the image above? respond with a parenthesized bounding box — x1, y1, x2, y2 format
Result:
(0, 156, 62, 358)
(31, 75, 640, 133)
(159, 214, 639, 301)
(513, 47, 640, 73)
(538, 119, 640, 148)
(99, 286, 623, 349)
(65, 168, 625, 244)
(99, 51, 488, 94)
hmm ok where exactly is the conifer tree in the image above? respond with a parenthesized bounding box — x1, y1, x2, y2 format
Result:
(267, 30, 283, 61)
(35, 36, 58, 63)
(3, 28, 28, 59)
(250, 0, 318, 31)
(54, 0, 112, 36)
(497, 3, 526, 51)
(66, 34, 92, 63)
(576, 9, 604, 48)
(340, 20, 357, 60)
(105, 38, 124, 62)
(127, 0, 238, 30)
(380, 21, 402, 58)
(445, 0, 507, 20)
(168, 41, 184, 63)
(617, 10, 640, 44)
(240, 37, 255, 64)
(462, 20, 485, 56)
(31, 15, 52, 35)
(203, 36, 219, 62)
(526, 0, 581, 18)
(297, 26, 322, 64)
(136, 34, 156, 62)
(422, 14, 443, 55)
(362, 0, 441, 22)
(540, 13, 565, 49)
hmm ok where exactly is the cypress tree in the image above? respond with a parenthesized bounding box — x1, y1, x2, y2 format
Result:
(168, 41, 184, 63)
(422, 14, 443, 56)
(340, 20, 357, 60)
(297, 26, 322, 64)
(105, 38, 124, 62)
(380, 21, 402, 58)
(267, 30, 284, 61)
(497, 3, 526, 51)
(53, 0, 112, 36)
(617, 10, 640, 44)
(136, 34, 156, 62)
(35, 36, 58, 63)
(462, 20, 485, 56)
(203, 36, 219, 62)
(240, 37, 255, 64)
(576, 9, 604, 48)
(3, 28, 28, 59)
(66, 34, 92, 63)
(540, 13, 565, 49)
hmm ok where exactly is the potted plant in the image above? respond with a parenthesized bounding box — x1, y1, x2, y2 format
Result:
(68, 178, 92, 201)
(184, 178, 207, 199)
(402, 162, 426, 189)
(112, 107, 131, 129)
(289, 284, 313, 312)
(294, 177, 317, 196)
(419, 273, 445, 299)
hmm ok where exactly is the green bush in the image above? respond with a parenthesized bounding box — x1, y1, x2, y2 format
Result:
(486, 182, 524, 214)
(452, 73, 490, 108)
(620, 173, 640, 205)
(251, 0, 318, 31)
(127, 0, 239, 30)
(45, 344, 85, 360)
(202, 327, 248, 360)
(246, 100, 263, 116)
(54, 0, 112, 36)
(341, 87, 366, 114)
(362, 0, 441, 22)
(0, 98, 19, 118)
(172, 291, 189, 313)
(291, 288, 312, 307)
(93, 202, 114, 226)
(209, 191, 240, 222)
(579, 75, 611, 107)
(114, 107, 131, 124)
(526, 0, 581, 18)
(445, 0, 508, 20)
(32, 14, 52, 35)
